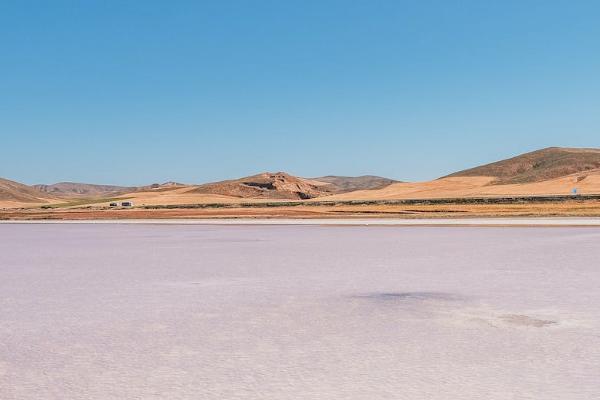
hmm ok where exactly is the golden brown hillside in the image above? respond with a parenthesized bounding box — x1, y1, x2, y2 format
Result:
(445, 147, 600, 184)
(0, 178, 57, 206)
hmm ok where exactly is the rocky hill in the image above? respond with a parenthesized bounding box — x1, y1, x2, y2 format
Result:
(190, 172, 332, 200)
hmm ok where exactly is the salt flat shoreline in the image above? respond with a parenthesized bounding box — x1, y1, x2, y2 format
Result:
(3, 217, 600, 226)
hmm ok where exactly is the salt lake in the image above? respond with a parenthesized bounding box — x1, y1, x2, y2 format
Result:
(1, 223, 599, 399)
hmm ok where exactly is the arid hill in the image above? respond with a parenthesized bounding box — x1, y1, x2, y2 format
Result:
(3, 147, 600, 210)
(34, 182, 135, 198)
(445, 147, 600, 184)
(136, 182, 187, 192)
(189, 172, 332, 200)
(320, 147, 600, 202)
(312, 175, 398, 192)
(0, 178, 57, 204)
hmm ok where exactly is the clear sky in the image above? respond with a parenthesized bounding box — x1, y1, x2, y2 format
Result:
(1, 1, 599, 185)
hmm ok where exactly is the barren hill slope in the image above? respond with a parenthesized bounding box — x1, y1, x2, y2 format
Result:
(138, 182, 186, 191)
(190, 172, 333, 200)
(319, 147, 600, 201)
(0, 178, 57, 204)
(445, 147, 600, 184)
(34, 182, 135, 198)
(312, 175, 398, 192)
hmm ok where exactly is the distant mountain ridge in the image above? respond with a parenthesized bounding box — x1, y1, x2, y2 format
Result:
(33, 182, 135, 198)
(445, 147, 600, 184)
(313, 175, 398, 192)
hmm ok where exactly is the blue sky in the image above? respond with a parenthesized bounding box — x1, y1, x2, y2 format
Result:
(1, 1, 599, 185)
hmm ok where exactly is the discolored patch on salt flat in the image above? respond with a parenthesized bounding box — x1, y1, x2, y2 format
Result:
(500, 314, 557, 328)
(350, 291, 469, 322)
(205, 238, 266, 243)
(163, 278, 252, 288)
(354, 291, 463, 302)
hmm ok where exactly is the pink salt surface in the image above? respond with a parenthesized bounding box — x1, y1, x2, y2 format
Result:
(1, 224, 599, 399)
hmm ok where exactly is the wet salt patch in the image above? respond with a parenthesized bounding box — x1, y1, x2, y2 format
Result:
(500, 314, 557, 327)
(463, 312, 556, 329)
(353, 291, 463, 302)
(348, 291, 472, 322)
(438, 306, 578, 330)
(353, 293, 573, 330)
